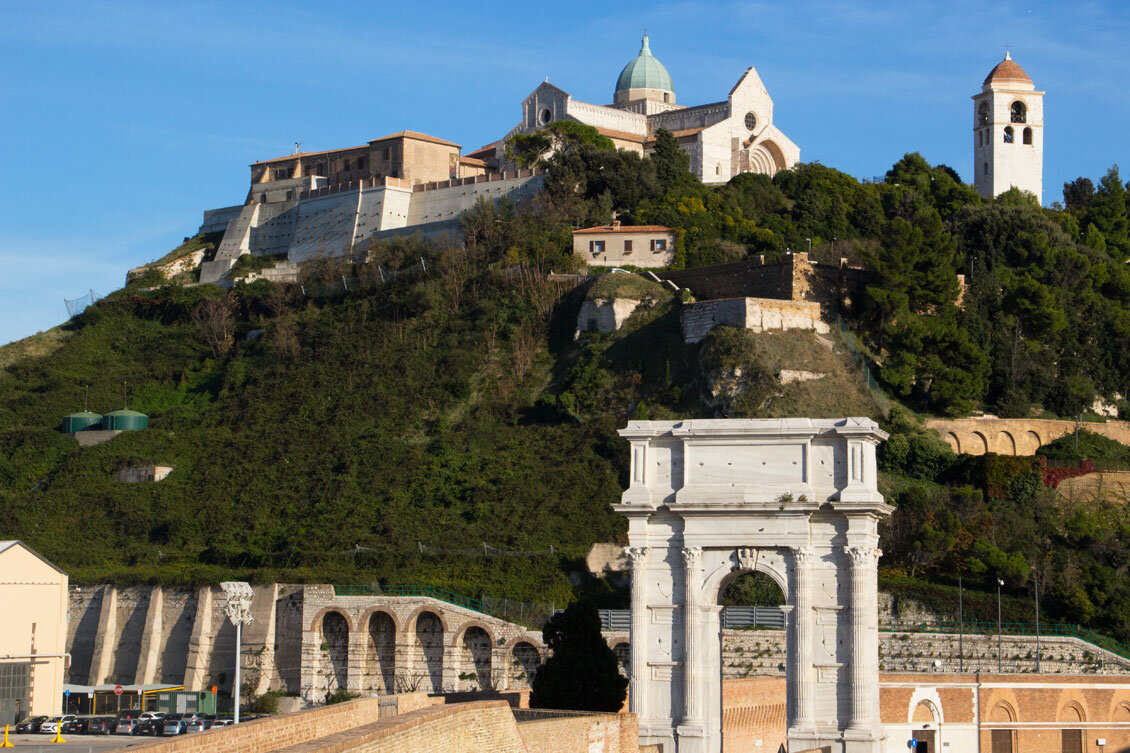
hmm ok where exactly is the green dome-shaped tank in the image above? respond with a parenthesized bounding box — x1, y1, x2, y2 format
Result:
(614, 34, 675, 105)
(102, 409, 149, 431)
(61, 411, 103, 433)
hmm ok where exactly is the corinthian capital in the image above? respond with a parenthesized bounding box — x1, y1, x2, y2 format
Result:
(681, 546, 703, 568)
(792, 546, 815, 567)
(846, 545, 880, 566)
(625, 546, 649, 565)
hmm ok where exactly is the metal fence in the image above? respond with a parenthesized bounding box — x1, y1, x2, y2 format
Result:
(832, 313, 891, 414)
(595, 607, 786, 632)
(881, 619, 1130, 662)
(300, 258, 428, 298)
(331, 584, 555, 629)
(64, 289, 102, 318)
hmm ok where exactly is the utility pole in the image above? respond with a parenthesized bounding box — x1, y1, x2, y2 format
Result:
(958, 574, 964, 673)
(1034, 570, 1041, 674)
(221, 582, 255, 723)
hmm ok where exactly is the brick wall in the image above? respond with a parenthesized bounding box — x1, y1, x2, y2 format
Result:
(126, 692, 435, 753)
(517, 711, 638, 753)
(721, 677, 786, 753)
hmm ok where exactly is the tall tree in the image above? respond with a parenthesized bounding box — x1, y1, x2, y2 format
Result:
(530, 601, 628, 712)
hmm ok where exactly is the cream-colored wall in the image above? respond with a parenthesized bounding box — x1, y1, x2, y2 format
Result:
(0, 544, 67, 717)
(573, 231, 676, 268)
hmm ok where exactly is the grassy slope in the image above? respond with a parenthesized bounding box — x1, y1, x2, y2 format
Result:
(0, 268, 884, 605)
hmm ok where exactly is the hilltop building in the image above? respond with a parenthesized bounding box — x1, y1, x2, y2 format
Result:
(973, 51, 1044, 203)
(497, 34, 800, 183)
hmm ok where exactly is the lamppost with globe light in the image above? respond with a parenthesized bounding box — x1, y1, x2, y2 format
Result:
(221, 582, 255, 723)
(997, 577, 1004, 673)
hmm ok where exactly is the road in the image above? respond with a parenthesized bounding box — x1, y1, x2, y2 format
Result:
(0, 732, 145, 750)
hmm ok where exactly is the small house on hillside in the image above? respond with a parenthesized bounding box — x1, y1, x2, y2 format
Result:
(572, 222, 675, 268)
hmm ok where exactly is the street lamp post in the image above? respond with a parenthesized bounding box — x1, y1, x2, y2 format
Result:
(997, 577, 1004, 673)
(221, 582, 255, 724)
(1034, 571, 1041, 674)
(958, 574, 964, 673)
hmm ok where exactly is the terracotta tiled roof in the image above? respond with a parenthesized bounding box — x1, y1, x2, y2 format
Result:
(572, 224, 673, 235)
(369, 130, 460, 147)
(252, 145, 368, 166)
(984, 56, 1032, 86)
(595, 126, 646, 143)
(459, 157, 488, 167)
(466, 145, 496, 160)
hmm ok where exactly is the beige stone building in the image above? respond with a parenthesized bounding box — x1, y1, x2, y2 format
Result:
(573, 223, 676, 267)
(0, 541, 68, 723)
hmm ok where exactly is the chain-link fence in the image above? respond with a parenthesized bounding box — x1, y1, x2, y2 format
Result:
(300, 258, 428, 298)
(64, 289, 102, 318)
(832, 313, 892, 415)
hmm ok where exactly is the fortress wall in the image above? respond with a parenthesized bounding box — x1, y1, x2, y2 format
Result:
(404, 173, 544, 227)
(199, 205, 243, 235)
(289, 191, 362, 263)
(109, 586, 152, 684)
(156, 588, 197, 685)
(680, 297, 827, 343)
(250, 204, 299, 257)
(66, 585, 105, 684)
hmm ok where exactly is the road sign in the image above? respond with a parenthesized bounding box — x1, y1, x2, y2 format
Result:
(63, 690, 70, 697)
(908, 739, 918, 749)
(114, 685, 124, 696)
(88, 692, 94, 699)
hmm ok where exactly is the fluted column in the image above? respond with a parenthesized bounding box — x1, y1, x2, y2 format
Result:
(847, 545, 881, 732)
(626, 546, 650, 720)
(792, 546, 815, 727)
(681, 546, 704, 726)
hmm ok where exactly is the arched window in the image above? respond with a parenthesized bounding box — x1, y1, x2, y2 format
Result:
(978, 102, 990, 126)
(1023, 127, 1032, 145)
(983, 162, 989, 176)
(1003, 126, 1014, 144)
(1011, 101, 1027, 123)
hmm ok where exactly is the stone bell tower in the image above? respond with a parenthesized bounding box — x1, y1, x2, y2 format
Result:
(973, 50, 1044, 204)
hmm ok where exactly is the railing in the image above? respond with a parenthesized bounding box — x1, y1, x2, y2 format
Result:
(596, 607, 786, 631)
(881, 619, 1130, 662)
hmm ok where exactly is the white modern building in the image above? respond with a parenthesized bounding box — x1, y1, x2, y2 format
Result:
(973, 51, 1044, 204)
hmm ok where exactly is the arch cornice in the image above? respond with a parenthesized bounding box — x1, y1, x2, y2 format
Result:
(309, 606, 354, 634)
(451, 619, 497, 648)
(402, 605, 449, 639)
(357, 606, 399, 635)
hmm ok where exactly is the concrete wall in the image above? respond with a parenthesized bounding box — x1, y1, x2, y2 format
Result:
(575, 299, 641, 336)
(518, 711, 639, 753)
(0, 542, 67, 719)
(926, 417, 1130, 456)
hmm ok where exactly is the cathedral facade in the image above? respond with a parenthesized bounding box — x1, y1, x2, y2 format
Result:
(499, 35, 800, 184)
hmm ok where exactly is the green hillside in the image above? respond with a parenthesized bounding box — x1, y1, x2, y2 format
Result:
(5, 128, 1130, 640)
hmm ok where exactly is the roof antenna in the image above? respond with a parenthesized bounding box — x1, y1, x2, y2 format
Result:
(294, 141, 301, 154)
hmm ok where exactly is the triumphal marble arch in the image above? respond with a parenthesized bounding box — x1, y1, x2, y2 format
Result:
(615, 418, 891, 753)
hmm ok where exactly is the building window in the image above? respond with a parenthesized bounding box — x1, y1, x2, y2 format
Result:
(744, 112, 757, 130)
(273, 167, 290, 180)
(1023, 127, 1032, 145)
(539, 107, 552, 126)
(977, 131, 982, 147)
(663, 92, 670, 103)
(589, 240, 605, 255)
(978, 101, 990, 126)
(358, 156, 368, 171)
(624, 240, 633, 253)
(983, 162, 989, 176)
(1011, 101, 1027, 123)
(1003, 126, 1014, 144)
(651, 238, 668, 252)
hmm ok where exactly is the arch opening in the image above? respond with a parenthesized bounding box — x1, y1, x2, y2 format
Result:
(366, 611, 396, 694)
(1023, 127, 1032, 145)
(459, 626, 493, 690)
(1011, 101, 1027, 123)
(1003, 126, 1014, 144)
(511, 641, 541, 688)
(321, 611, 349, 696)
(613, 642, 631, 678)
(978, 102, 990, 125)
(415, 611, 445, 693)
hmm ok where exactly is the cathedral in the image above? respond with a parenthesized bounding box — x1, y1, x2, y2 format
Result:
(477, 34, 801, 184)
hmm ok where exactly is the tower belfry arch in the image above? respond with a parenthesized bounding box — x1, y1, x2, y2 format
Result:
(615, 418, 891, 753)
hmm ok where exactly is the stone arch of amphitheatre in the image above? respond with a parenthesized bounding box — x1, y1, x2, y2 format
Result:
(615, 418, 890, 753)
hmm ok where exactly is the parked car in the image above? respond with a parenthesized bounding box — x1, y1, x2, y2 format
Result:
(14, 716, 47, 733)
(162, 716, 189, 736)
(130, 718, 162, 736)
(186, 714, 216, 732)
(39, 715, 77, 735)
(210, 718, 234, 728)
(82, 717, 116, 735)
(138, 711, 166, 721)
(114, 717, 140, 735)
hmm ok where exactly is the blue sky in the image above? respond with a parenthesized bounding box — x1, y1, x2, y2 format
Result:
(2, 0, 1128, 346)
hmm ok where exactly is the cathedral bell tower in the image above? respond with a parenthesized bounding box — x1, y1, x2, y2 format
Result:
(973, 50, 1044, 204)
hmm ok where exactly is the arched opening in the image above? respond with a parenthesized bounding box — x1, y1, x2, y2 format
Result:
(944, 432, 961, 453)
(720, 570, 786, 608)
(321, 611, 349, 696)
(977, 131, 983, 147)
(1003, 126, 1014, 144)
(1023, 127, 1032, 145)
(1025, 431, 1042, 454)
(990, 702, 1016, 753)
(1011, 101, 1027, 123)
(510, 641, 541, 688)
(997, 431, 1017, 455)
(970, 431, 989, 454)
(366, 611, 396, 694)
(613, 642, 631, 678)
(1113, 702, 1130, 722)
(1060, 702, 1085, 752)
(978, 102, 990, 126)
(415, 611, 445, 693)
(983, 162, 989, 177)
(911, 700, 939, 753)
(459, 625, 493, 690)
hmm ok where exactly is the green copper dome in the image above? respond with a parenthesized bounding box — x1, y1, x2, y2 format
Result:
(615, 35, 674, 97)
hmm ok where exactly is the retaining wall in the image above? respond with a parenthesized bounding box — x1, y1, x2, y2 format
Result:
(926, 417, 1130, 456)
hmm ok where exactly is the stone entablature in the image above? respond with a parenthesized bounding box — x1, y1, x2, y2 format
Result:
(616, 418, 891, 753)
(926, 417, 1130, 456)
